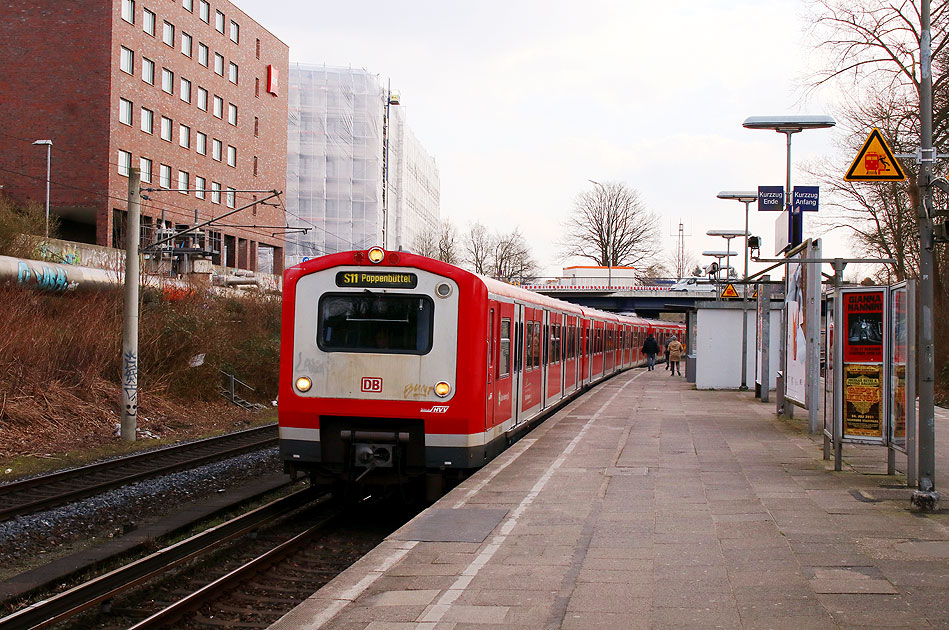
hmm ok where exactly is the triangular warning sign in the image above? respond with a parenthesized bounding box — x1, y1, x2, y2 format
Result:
(721, 283, 740, 298)
(844, 128, 906, 181)
(751, 288, 758, 299)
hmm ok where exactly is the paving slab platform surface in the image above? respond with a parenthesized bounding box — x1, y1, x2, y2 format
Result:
(269, 368, 949, 629)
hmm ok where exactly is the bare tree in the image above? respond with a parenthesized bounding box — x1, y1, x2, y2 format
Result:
(462, 221, 493, 274)
(411, 219, 459, 264)
(560, 182, 661, 276)
(492, 229, 538, 284)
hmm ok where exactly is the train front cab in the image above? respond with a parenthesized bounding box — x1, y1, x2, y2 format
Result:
(279, 252, 482, 487)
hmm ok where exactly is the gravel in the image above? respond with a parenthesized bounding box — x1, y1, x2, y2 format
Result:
(0, 447, 282, 565)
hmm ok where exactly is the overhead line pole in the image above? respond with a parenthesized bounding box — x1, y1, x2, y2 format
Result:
(913, 0, 938, 510)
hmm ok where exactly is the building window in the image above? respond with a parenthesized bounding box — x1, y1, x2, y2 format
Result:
(198, 42, 208, 67)
(197, 87, 208, 111)
(160, 116, 173, 141)
(121, 0, 135, 24)
(161, 68, 174, 94)
(180, 77, 191, 102)
(228, 62, 238, 84)
(226, 187, 235, 208)
(211, 181, 221, 204)
(160, 164, 171, 188)
(212, 95, 223, 118)
(226, 145, 236, 167)
(118, 150, 131, 176)
(120, 47, 134, 74)
(214, 53, 224, 76)
(178, 170, 189, 194)
(183, 0, 193, 11)
(143, 8, 155, 35)
(212, 138, 222, 161)
(140, 157, 152, 183)
(215, 10, 225, 33)
(255, 38, 260, 59)
(229, 20, 239, 43)
(179, 123, 190, 148)
(142, 57, 154, 84)
(199, 0, 209, 22)
(253, 116, 258, 137)
(119, 98, 133, 126)
(141, 107, 153, 133)
(253, 155, 258, 176)
(162, 21, 174, 46)
(254, 77, 259, 98)
(181, 31, 192, 56)
(195, 176, 205, 199)
(227, 103, 237, 126)
(196, 131, 207, 155)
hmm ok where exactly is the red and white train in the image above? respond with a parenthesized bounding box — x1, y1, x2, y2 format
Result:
(278, 248, 684, 491)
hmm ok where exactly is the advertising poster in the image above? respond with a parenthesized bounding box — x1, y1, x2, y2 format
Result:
(785, 254, 807, 406)
(843, 364, 884, 439)
(843, 290, 884, 363)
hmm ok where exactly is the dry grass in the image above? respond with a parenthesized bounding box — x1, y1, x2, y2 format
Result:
(0, 286, 281, 470)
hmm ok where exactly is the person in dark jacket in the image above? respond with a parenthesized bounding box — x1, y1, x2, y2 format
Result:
(641, 334, 660, 371)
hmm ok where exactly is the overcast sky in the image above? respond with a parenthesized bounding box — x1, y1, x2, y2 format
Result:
(237, 0, 858, 278)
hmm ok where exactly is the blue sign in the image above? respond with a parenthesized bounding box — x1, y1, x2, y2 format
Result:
(758, 186, 784, 212)
(792, 186, 819, 212)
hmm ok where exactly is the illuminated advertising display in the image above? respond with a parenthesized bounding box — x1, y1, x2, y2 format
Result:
(839, 287, 887, 443)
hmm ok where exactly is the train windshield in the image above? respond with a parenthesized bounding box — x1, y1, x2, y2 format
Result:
(317, 293, 434, 354)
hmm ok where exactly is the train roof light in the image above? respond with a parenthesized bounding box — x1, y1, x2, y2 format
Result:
(367, 247, 385, 264)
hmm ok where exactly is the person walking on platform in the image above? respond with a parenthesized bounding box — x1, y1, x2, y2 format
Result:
(664, 336, 672, 370)
(641, 334, 660, 371)
(667, 336, 683, 376)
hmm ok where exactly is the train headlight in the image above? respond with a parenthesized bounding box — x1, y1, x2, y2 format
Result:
(295, 376, 312, 392)
(367, 247, 385, 264)
(434, 381, 452, 397)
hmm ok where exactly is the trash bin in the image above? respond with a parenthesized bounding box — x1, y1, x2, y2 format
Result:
(686, 354, 696, 383)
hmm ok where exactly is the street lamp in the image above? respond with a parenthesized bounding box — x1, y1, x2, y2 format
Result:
(743, 114, 835, 415)
(717, 191, 758, 391)
(588, 179, 612, 289)
(702, 250, 736, 287)
(32, 139, 52, 237)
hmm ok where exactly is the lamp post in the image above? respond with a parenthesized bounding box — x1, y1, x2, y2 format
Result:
(32, 139, 52, 237)
(743, 115, 835, 415)
(717, 191, 758, 391)
(702, 250, 736, 297)
(588, 179, 612, 288)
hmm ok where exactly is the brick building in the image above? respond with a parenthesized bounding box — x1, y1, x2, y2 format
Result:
(0, 0, 288, 273)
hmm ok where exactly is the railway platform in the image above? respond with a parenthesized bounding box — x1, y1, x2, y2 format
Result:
(269, 368, 949, 630)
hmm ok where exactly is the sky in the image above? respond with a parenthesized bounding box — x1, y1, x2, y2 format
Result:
(237, 0, 864, 280)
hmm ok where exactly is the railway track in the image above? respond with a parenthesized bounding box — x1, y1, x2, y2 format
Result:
(0, 487, 415, 630)
(0, 424, 278, 521)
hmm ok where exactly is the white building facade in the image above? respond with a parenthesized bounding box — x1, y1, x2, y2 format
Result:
(285, 64, 440, 265)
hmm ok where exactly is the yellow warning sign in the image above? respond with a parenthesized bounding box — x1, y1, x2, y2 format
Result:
(721, 283, 740, 299)
(844, 128, 906, 181)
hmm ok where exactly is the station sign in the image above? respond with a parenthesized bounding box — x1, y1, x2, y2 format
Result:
(792, 186, 819, 212)
(336, 270, 418, 289)
(757, 186, 784, 211)
(844, 128, 906, 181)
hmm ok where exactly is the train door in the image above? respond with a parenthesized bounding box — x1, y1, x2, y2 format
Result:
(545, 311, 562, 406)
(486, 307, 496, 432)
(495, 303, 514, 430)
(541, 310, 549, 410)
(513, 303, 524, 426)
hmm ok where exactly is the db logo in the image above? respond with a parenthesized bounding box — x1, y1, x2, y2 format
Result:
(361, 377, 383, 393)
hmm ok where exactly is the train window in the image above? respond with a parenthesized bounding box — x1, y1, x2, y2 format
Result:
(533, 323, 541, 368)
(317, 293, 434, 354)
(499, 318, 511, 378)
(525, 321, 534, 370)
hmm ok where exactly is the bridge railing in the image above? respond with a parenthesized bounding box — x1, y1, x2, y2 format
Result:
(521, 276, 681, 291)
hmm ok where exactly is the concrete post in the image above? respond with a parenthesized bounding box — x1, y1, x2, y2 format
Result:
(121, 168, 141, 441)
